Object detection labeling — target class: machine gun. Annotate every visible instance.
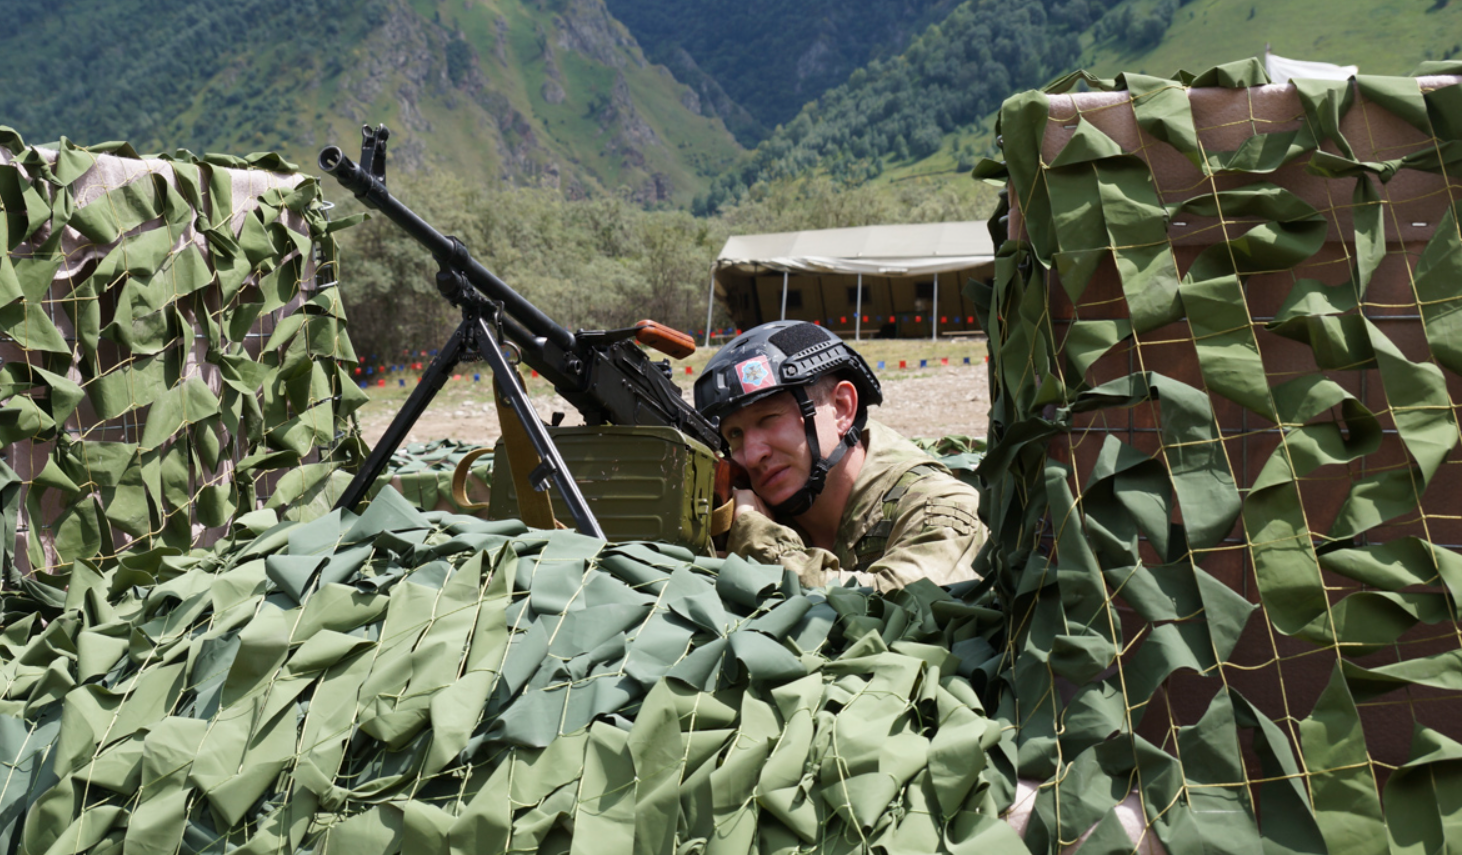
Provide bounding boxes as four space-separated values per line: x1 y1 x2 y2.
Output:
320 125 722 538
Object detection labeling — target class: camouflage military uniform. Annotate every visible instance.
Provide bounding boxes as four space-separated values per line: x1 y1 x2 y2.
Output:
725 420 985 592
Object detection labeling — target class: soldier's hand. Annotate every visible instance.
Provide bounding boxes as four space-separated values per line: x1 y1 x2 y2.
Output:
732 487 770 520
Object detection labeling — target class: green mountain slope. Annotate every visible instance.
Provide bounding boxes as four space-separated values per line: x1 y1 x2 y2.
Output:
694 0 1095 212
3 0 1453 213
0 0 745 205
0 0 381 152
1079 0 1460 79
603 0 962 144
704 0 1460 210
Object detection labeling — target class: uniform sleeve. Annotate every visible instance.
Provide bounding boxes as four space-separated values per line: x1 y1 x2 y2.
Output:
861 477 984 589
724 510 849 584
724 475 985 593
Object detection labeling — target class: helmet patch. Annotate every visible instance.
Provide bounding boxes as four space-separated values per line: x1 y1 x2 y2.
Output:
735 355 776 394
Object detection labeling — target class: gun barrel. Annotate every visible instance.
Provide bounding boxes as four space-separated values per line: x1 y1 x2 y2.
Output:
318 147 574 354
320 139 720 454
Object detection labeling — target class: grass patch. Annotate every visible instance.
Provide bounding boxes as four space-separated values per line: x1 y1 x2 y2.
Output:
1082 0 1454 78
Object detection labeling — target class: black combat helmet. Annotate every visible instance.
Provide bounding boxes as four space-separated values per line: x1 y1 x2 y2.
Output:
694 321 882 516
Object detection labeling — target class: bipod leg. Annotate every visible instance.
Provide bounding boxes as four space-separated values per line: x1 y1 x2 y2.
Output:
471 316 605 539
333 319 471 512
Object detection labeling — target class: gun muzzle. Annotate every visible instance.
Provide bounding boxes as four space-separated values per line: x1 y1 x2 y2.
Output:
318 146 391 209
317 140 578 354
318 145 346 174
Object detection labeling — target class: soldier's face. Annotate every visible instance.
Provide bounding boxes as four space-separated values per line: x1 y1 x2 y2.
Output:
720 392 820 508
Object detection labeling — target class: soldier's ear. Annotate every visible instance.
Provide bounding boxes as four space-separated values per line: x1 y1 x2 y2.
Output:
832 380 858 431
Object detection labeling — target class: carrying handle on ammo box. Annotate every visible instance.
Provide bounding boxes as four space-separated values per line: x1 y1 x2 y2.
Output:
450 447 493 512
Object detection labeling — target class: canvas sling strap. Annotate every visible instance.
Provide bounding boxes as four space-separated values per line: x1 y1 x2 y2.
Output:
452 371 561 530
449 446 493 512
711 498 735 537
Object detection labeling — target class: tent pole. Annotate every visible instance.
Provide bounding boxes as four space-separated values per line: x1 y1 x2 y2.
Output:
932 272 939 342
780 270 789 320
704 268 717 349
854 273 863 341
818 275 824 328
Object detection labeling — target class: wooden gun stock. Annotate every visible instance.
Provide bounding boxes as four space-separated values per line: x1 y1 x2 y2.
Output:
711 458 748 538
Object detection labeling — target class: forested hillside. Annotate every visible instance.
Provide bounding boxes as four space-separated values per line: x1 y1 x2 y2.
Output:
1080 0 1459 81
698 0 1461 212
603 0 961 144
0 0 745 205
694 0 1094 213
0 0 387 154
4 0 1456 218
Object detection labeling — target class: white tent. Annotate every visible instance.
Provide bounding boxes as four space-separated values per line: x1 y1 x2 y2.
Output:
706 221 997 343
1264 49 1357 83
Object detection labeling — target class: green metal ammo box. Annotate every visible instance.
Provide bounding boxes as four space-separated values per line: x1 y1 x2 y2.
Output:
488 425 719 553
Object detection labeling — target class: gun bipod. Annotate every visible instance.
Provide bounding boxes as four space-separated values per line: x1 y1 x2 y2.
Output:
332 268 604 539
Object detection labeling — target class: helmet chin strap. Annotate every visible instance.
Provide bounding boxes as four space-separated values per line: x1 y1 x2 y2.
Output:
767 386 866 518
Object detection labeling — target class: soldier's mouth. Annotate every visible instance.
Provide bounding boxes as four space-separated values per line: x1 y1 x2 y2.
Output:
756 464 794 495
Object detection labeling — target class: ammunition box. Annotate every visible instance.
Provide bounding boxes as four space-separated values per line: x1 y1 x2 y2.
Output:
489 425 718 553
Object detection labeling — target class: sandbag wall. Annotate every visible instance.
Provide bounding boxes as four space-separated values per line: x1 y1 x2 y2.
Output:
974 60 1462 851
0 129 365 593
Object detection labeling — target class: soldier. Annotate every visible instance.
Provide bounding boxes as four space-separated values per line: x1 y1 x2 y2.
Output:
694 321 985 592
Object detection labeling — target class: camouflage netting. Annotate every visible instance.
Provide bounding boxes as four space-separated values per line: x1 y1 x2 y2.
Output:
20 56 1462 855
0 124 1024 853
383 440 495 515
0 128 367 598
972 59 1462 852
0 489 1024 854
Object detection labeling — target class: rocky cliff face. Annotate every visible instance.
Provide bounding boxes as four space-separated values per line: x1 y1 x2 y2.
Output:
659 46 765 145
0 0 741 204
540 0 687 202
333 1 451 171
318 0 739 203
550 0 644 69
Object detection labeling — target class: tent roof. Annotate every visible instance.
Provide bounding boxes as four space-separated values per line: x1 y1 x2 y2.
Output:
715 221 995 278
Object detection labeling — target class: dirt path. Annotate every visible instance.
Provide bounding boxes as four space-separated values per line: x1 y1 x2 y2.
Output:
355 360 992 448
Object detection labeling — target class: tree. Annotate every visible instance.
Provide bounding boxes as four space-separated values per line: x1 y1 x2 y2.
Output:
911 124 945 159
629 212 715 331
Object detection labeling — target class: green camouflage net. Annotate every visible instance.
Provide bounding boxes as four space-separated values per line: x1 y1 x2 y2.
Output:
910 435 985 489
970 59 1462 852
19 55 1462 855
382 440 495 515
0 128 367 597
0 488 1025 854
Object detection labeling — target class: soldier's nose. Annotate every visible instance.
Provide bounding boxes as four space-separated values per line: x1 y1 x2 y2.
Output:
739 431 771 465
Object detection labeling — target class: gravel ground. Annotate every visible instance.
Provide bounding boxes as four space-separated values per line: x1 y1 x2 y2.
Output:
356 359 992 448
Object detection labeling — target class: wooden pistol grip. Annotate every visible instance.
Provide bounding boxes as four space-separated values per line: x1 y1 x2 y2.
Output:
634 320 696 359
